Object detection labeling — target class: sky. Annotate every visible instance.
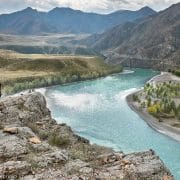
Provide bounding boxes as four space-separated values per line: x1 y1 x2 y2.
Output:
0 0 179 14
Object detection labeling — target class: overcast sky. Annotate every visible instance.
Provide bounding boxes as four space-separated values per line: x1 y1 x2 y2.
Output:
0 0 179 14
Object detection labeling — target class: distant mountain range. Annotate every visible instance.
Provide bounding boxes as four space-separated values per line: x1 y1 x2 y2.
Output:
0 6 156 35
83 3 180 70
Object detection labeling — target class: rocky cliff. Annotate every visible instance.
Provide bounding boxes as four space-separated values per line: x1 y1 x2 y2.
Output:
0 92 173 179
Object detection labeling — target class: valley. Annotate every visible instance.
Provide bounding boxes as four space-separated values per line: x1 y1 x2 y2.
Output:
0 2 179 179
0 3 179 71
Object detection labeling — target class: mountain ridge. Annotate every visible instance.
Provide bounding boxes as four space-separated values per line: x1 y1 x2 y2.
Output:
0 6 156 35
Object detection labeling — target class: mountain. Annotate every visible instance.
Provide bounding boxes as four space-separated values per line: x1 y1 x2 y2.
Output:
85 3 180 70
0 7 51 34
0 6 156 35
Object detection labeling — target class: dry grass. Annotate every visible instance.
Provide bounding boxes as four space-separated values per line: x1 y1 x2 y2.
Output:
17 54 94 60
0 49 94 60
0 70 52 80
0 49 122 95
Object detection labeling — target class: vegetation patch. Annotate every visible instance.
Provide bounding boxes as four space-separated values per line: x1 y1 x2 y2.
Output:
168 69 180 77
48 133 70 147
133 81 180 121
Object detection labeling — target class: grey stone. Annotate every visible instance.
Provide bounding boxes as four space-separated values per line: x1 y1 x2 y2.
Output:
34 150 68 167
0 133 28 159
0 161 31 179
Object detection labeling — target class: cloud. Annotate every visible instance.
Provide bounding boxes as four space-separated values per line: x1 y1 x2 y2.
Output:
0 0 179 14
108 0 180 12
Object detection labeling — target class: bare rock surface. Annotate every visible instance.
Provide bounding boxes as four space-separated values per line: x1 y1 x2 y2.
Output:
0 161 31 179
0 92 173 179
33 150 68 168
0 132 28 160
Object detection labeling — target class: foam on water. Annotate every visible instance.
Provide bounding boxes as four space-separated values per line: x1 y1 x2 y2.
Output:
103 70 134 82
120 69 135 74
114 88 138 101
35 88 46 96
104 76 115 81
50 91 105 112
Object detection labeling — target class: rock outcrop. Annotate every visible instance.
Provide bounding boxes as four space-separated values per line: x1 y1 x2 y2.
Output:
0 92 173 179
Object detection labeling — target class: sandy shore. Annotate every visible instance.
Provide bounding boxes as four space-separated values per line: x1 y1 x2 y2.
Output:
148 72 180 85
126 72 180 142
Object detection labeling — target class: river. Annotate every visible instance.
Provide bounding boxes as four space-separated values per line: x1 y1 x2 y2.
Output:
43 68 180 179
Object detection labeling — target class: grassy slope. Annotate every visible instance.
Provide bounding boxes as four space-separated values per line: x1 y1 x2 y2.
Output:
0 50 123 95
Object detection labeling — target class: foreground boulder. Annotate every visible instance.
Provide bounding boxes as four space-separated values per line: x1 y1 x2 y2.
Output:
0 92 173 179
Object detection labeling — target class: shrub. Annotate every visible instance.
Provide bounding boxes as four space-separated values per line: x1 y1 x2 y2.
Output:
147 103 160 116
132 94 139 102
174 70 180 77
170 100 176 112
140 102 146 109
48 133 70 147
0 124 4 130
177 111 180 121
175 105 180 120
148 105 158 115
39 131 49 140
147 97 152 107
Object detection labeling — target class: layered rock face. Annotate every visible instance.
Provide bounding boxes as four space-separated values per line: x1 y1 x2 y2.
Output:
0 92 173 179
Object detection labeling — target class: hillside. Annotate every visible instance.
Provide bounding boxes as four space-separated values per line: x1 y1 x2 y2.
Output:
85 3 180 70
0 50 122 95
0 6 156 34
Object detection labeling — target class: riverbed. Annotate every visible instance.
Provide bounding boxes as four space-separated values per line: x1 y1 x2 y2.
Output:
43 69 180 179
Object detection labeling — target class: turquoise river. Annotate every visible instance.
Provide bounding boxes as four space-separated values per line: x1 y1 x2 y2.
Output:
43 69 180 179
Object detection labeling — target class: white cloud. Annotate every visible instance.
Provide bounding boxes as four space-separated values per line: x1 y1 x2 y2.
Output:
0 0 179 14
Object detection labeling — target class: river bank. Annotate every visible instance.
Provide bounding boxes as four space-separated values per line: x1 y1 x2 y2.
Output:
0 50 123 96
126 72 180 142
